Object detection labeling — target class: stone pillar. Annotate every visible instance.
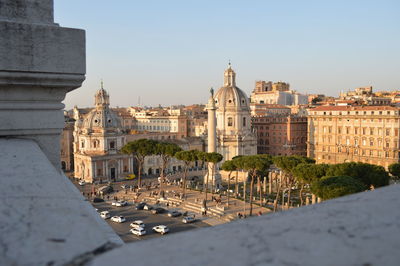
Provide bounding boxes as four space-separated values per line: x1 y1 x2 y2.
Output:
0 0 85 170
205 88 221 187
263 176 267 193
312 194 316 204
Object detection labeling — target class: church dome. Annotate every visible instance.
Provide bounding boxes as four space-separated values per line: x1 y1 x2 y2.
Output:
214 63 250 110
81 83 122 131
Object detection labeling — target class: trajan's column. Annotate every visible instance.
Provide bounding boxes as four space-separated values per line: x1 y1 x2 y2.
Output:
205 88 221 188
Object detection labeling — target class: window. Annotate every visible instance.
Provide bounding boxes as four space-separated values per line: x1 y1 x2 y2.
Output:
386 141 390 148
362 138 366 146
370 128 374 135
385 151 389 158
354 127 358 134
243 117 246 127
370 139 374 146
338 127 342 134
227 117 233 127
386 129 391 136
362 128 366 135
109 141 116 150
355 138 358 146
369 150 373 156
328 126 332 133
346 127 350 134
81 140 85 148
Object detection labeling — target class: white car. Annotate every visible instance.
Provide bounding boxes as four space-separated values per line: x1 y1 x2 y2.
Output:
182 216 196 223
152 225 169 235
111 216 126 223
143 204 153 211
130 227 146 236
130 220 145 229
78 180 86 186
100 211 110 219
115 200 128 207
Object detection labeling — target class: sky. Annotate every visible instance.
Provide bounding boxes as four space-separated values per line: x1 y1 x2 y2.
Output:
54 0 400 109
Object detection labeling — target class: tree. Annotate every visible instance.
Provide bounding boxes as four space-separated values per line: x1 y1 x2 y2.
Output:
232 155 243 198
221 160 237 206
326 162 389 189
154 142 182 194
206 152 223 196
121 139 157 187
292 163 329 205
311 175 365 200
237 155 272 216
272 156 315 210
388 163 400 180
175 150 199 199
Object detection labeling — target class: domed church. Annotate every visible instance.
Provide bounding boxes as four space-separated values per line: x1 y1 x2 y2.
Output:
73 83 133 183
211 63 257 161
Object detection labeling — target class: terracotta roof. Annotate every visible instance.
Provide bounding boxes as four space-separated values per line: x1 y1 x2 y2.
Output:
310 105 399 111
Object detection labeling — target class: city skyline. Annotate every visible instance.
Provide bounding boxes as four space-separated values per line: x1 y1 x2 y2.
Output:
55 0 400 109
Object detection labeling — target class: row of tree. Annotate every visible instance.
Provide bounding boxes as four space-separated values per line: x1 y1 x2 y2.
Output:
221 155 391 215
121 139 392 216
120 139 224 200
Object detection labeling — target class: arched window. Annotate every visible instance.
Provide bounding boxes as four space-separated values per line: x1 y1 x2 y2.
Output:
93 139 99 148
228 117 233 127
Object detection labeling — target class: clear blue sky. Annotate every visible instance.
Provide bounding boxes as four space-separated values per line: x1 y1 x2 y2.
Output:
55 0 400 109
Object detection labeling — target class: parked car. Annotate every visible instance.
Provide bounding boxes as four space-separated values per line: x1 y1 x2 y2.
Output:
115 200 128 207
143 204 153 211
151 207 166 214
111 216 126 223
111 201 117 206
130 227 146 236
152 225 169 235
182 216 196 224
135 202 146 210
98 185 113 194
93 197 104 203
130 220 145 229
78 180 86 186
121 184 128 189
100 211 110 219
168 210 182 217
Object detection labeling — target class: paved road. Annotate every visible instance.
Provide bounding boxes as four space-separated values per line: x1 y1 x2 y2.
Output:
94 202 209 243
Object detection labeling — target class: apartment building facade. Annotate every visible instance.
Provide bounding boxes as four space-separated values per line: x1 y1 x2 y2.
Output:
307 105 400 169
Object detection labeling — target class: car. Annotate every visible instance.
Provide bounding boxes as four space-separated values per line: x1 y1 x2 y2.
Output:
130 220 145 229
130 227 146 236
111 216 126 223
93 197 104 203
182 216 196 224
98 185 113 194
168 210 182 217
143 204 153 211
121 184 128 189
152 225 169 235
151 207 166 214
78 180 85 186
135 202 146 210
100 211 111 219
115 200 128 207
111 201 117 206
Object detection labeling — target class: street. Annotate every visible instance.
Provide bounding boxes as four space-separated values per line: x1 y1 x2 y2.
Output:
94 201 209 243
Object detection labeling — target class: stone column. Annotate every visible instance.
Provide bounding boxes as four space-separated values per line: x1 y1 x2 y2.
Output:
205 88 221 187
0 0 85 170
